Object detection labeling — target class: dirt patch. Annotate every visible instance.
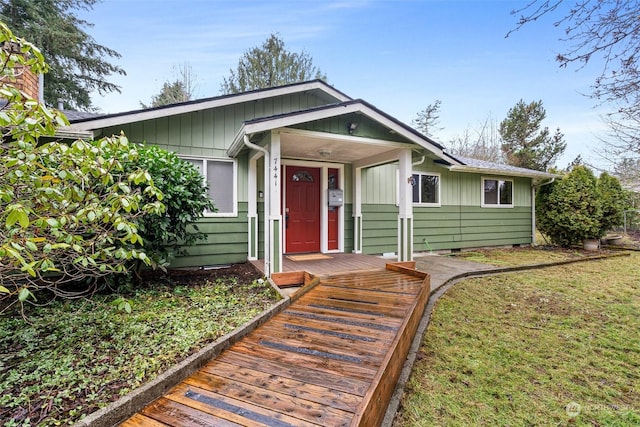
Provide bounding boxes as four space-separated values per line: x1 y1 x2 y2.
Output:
142 262 265 287
522 292 575 317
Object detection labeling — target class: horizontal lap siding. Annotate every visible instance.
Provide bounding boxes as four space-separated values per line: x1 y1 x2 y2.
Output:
414 206 532 251
362 204 398 255
169 203 249 267
343 203 354 253
360 161 534 255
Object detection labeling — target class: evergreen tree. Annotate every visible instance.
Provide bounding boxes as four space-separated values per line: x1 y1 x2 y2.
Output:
412 100 443 138
142 63 197 108
499 99 566 171
220 33 326 94
597 172 628 235
0 0 125 110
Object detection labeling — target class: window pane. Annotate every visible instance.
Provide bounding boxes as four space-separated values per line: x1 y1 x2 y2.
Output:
411 174 420 203
292 170 313 182
484 179 498 204
207 161 234 213
183 158 204 175
421 175 439 204
499 180 513 205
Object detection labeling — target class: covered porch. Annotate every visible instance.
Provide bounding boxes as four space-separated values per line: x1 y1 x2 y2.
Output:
226 101 461 278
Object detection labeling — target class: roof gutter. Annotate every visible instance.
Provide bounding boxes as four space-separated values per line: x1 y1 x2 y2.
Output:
243 134 272 276
449 165 557 180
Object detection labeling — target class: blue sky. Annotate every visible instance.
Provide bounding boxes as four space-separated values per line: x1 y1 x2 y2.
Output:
80 0 611 168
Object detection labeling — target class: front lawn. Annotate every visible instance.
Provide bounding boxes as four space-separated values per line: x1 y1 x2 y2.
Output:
448 246 606 267
394 252 640 426
0 266 279 427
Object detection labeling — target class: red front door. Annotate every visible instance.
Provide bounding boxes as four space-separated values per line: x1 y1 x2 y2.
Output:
285 166 320 253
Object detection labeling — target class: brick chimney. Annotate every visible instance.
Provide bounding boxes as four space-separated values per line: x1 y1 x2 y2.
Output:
2 41 44 102
12 64 41 101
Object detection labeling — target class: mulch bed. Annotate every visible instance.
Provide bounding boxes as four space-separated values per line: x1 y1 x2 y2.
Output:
141 262 265 287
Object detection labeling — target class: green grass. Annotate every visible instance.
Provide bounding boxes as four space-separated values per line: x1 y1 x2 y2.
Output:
450 246 595 267
0 278 280 427
395 252 640 426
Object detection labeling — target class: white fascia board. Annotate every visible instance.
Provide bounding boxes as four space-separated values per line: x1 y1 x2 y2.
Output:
70 81 350 131
54 128 95 139
228 102 459 164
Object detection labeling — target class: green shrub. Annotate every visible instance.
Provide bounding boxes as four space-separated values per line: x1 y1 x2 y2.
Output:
597 172 627 235
123 145 214 269
536 166 630 247
536 166 602 247
0 136 164 309
0 23 163 309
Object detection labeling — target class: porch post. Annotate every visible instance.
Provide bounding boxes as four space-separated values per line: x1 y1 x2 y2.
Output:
247 152 261 260
268 132 283 273
353 166 363 254
397 149 413 262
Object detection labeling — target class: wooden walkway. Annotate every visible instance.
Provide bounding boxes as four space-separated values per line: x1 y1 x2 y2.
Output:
120 264 430 427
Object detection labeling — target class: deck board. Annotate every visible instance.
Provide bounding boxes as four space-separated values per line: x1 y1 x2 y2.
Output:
120 265 430 427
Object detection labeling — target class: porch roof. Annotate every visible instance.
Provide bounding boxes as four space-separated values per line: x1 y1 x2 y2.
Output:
227 99 462 166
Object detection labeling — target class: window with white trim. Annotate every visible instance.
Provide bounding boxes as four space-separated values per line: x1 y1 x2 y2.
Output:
411 172 440 206
182 157 237 216
482 178 513 207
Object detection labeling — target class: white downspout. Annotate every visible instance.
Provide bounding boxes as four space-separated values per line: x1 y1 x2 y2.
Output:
532 178 555 245
243 135 271 276
412 155 426 167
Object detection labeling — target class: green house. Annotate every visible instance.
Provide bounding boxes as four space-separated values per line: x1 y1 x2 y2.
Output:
69 80 554 276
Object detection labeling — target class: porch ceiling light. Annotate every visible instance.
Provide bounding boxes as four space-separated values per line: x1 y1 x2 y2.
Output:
347 122 359 134
318 148 332 158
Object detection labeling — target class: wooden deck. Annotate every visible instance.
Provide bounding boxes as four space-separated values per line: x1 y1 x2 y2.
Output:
250 253 390 276
120 264 430 427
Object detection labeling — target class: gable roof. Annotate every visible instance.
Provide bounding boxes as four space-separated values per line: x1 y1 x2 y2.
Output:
66 80 555 180
227 98 461 165
62 110 103 121
68 80 350 131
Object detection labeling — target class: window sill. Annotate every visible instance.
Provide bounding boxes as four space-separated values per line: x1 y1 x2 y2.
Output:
413 203 441 208
480 204 514 208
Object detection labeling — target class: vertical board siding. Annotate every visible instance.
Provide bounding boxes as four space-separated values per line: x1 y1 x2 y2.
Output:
99 92 333 157
92 91 535 266
293 115 411 142
361 163 397 205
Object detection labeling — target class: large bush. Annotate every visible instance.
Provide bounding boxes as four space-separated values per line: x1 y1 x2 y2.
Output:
0 136 165 309
0 23 164 310
536 166 628 247
597 172 627 236
123 144 214 269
